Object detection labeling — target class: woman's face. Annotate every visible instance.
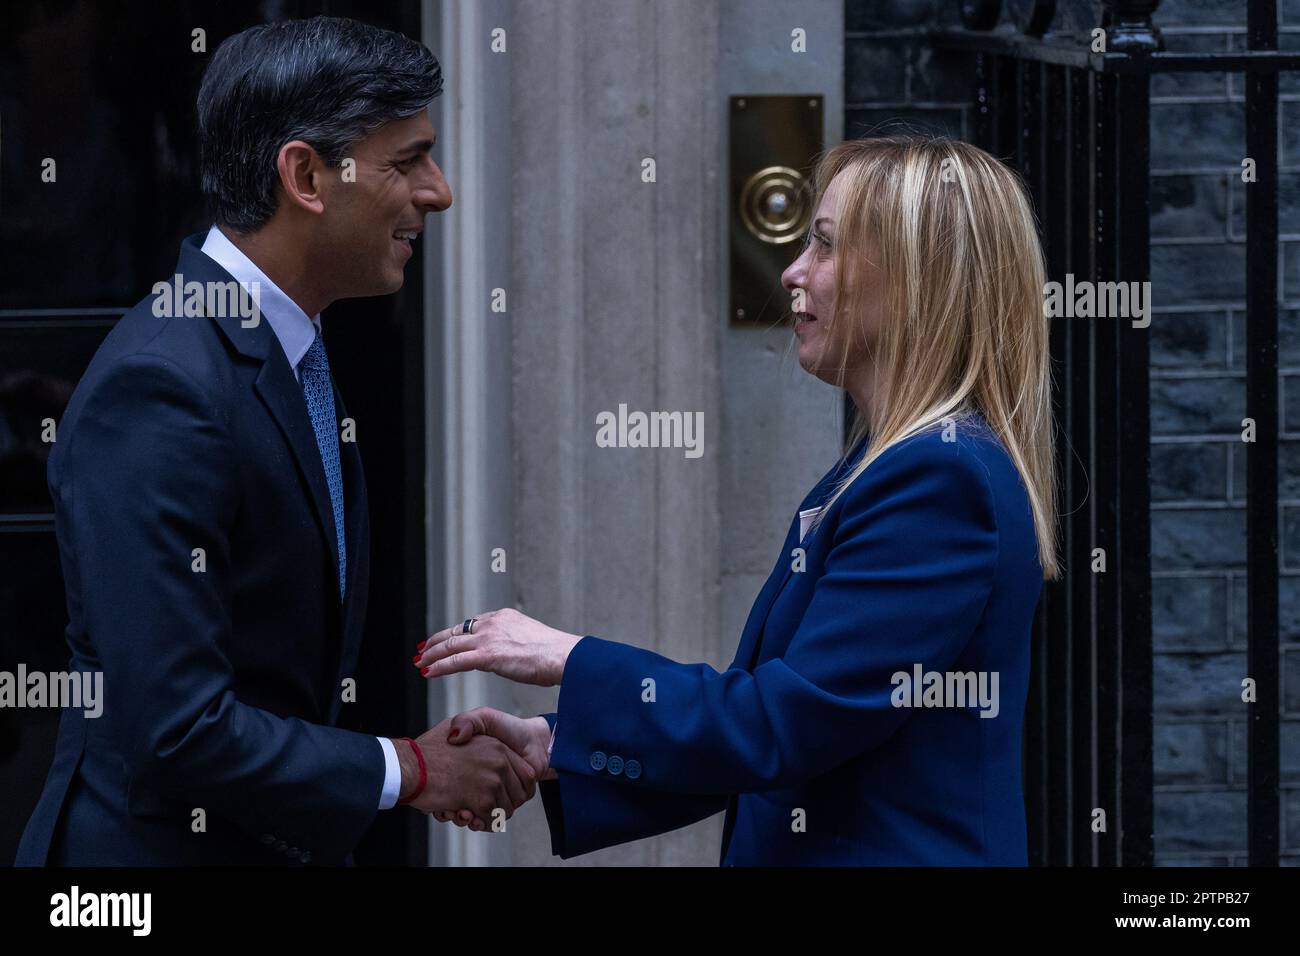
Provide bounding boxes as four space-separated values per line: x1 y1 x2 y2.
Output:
780 169 883 384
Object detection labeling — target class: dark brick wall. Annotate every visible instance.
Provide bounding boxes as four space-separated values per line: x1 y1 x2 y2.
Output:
845 0 1299 865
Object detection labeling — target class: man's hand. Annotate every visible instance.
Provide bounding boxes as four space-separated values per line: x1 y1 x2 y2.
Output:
393 717 537 827
430 708 556 829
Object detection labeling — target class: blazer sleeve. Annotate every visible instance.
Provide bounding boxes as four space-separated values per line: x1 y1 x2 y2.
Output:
535 714 726 858
547 435 1002 795
65 354 383 860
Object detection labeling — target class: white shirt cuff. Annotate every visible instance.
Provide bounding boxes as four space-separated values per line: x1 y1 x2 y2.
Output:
377 736 402 809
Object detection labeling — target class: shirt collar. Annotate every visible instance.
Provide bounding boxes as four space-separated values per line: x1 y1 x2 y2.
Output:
199 224 321 373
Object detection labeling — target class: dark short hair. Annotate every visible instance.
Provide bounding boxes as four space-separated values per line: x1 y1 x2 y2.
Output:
197 16 443 231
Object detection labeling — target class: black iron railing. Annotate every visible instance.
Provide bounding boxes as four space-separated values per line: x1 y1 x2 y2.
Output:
934 0 1293 866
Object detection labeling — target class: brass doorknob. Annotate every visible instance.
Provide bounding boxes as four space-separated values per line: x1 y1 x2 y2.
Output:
738 165 812 245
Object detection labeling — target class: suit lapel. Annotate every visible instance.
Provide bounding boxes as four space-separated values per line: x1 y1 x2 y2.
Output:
730 442 867 672
730 516 802 672
252 354 345 600
179 234 346 605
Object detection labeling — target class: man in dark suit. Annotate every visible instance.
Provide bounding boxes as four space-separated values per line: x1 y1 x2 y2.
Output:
16 16 535 866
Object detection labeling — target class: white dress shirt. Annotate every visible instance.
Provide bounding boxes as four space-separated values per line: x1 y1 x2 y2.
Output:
200 224 403 810
798 505 824 543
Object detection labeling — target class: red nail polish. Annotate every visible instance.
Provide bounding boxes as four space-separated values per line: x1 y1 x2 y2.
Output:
421 666 430 676
417 640 426 650
411 655 420 662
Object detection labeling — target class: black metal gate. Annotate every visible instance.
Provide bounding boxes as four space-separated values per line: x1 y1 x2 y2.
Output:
931 0 1295 866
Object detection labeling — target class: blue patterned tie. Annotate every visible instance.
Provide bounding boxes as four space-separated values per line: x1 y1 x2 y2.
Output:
300 330 346 600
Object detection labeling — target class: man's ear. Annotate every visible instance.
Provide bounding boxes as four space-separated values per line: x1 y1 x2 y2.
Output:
275 140 327 215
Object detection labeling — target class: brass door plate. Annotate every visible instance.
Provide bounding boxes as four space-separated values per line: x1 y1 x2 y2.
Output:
729 95 824 326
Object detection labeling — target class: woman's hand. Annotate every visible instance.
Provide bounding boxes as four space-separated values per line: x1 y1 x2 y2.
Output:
415 608 582 687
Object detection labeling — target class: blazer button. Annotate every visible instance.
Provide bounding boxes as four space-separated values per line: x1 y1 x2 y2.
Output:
590 751 607 771
607 755 624 776
624 760 642 780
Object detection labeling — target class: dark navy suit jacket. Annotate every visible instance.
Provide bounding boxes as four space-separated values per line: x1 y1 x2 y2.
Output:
539 414 1043 865
16 233 384 866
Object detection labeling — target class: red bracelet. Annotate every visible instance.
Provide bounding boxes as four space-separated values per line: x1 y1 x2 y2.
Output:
396 737 427 805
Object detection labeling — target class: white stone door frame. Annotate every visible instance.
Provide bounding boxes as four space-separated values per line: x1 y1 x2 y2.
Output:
423 0 496 868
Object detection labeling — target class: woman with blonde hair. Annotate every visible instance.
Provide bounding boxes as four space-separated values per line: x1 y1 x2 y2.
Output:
414 133 1060 865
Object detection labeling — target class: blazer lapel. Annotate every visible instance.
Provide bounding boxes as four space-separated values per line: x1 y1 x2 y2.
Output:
177 233 345 605
252 355 345 600
729 515 803 672
729 442 867 672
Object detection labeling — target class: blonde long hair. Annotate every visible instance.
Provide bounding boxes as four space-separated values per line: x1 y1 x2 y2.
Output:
806 134 1060 581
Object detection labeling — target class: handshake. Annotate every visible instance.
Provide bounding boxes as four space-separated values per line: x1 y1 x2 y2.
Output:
391 708 556 830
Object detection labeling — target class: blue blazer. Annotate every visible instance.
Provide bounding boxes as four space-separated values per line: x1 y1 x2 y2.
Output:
538 414 1044 865
16 233 383 866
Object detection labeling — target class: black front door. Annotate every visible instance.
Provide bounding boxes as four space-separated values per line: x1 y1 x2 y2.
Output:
0 0 430 866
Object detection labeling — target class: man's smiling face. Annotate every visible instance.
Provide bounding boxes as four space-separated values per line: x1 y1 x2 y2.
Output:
314 110 452 297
